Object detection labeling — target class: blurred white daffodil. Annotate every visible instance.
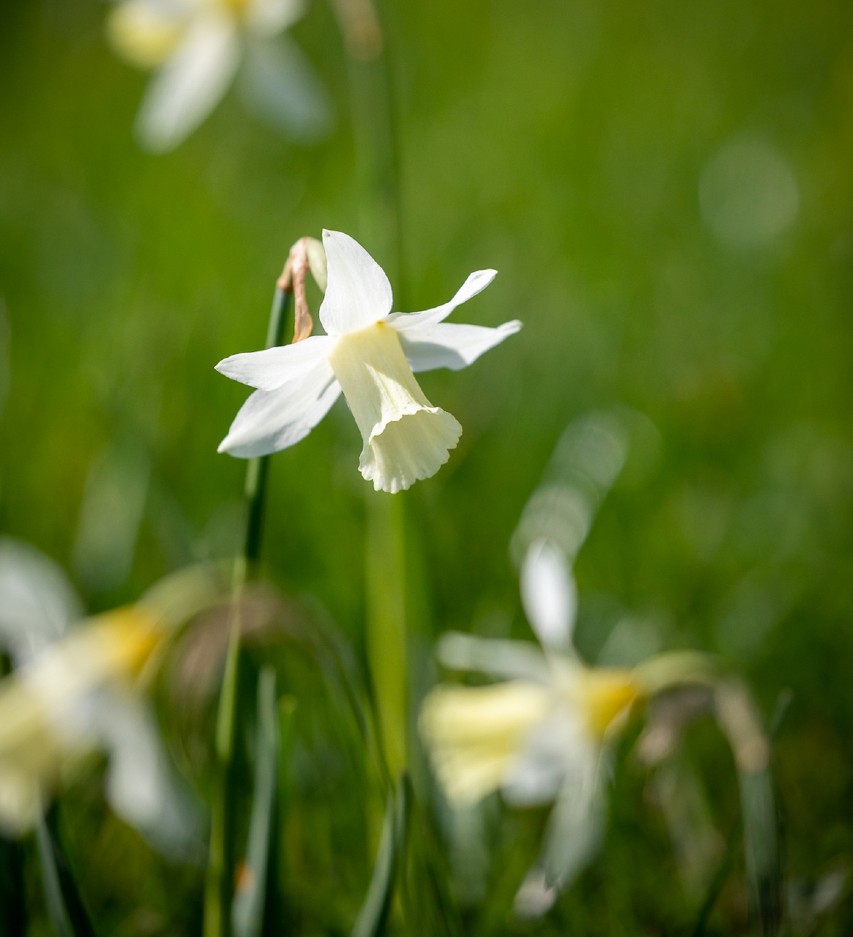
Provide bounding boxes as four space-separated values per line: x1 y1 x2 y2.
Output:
107 0 330 151
216 229 521 493
420 539 641 912
0 542 212 849
0 605 165 834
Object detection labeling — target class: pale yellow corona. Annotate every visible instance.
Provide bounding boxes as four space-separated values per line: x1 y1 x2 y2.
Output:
107 2 184 68
328 322 462 493
420 681 552 804
579 667 640 737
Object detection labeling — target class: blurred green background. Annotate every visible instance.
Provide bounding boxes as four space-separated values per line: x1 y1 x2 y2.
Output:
1 0 852 932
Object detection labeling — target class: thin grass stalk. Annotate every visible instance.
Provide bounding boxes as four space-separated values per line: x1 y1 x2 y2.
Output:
351 775 410 937
35 807 96 937
204 284 292 937
233 667 288 937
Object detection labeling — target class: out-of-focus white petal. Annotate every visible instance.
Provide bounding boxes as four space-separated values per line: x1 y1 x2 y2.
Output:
420 681 553 806
398 319 521 373
218 360 340 458
535 748 606 903
521 539 576 651
136 12 240 152
215 334 334 391
318 230 393 336
513 753 605 917
240 36 332 140
328 321 460 492
386 269 497 332
0 539 82 662
503 707 594 806
436 632 551 683
92 689 198 855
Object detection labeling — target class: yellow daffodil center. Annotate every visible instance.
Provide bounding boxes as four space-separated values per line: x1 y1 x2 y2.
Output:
88 606 164 680
106 2 186 68
580 668 640 737
328 322 462 493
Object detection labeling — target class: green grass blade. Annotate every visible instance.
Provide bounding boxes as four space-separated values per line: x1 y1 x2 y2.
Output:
233 667 295 937
204 284 292 937
351 777 409 937
35 808 96 937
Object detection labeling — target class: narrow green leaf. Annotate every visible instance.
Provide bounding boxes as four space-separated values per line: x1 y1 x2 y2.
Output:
351 777 409 937
35 807 96 937
204 285 292 937
233 668 295 937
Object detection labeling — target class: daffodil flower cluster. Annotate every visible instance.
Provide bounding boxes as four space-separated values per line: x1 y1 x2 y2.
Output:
216 230 521 493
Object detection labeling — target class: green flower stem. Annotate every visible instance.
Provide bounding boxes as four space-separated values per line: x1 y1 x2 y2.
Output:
335 0 411 781
204 284 292 937
36 806 96 937
365 493 408 778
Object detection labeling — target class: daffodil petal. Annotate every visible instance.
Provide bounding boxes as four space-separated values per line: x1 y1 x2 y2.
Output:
521 539 576 651
0 538 82 662
436 632 551 683
240 36 333 140
215 334 334 391
537 748 606 894
397 319 521 373
503 708 593 806
513 753 605 917
317 230 393 336
218 361 340 458
385 269 497 332
95 689 197 853
136 12 239 152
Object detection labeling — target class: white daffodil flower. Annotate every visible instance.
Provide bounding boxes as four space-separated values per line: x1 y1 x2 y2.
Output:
0 545 211 849
420 539 640 911
216 230 521 493
107 0 329 151
0 605 164 834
